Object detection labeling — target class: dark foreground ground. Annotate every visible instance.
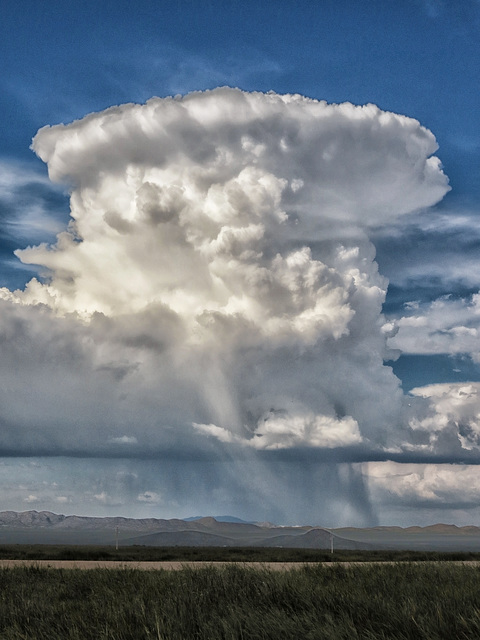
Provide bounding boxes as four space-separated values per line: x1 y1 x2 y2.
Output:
2 544 480 563
1 561 480 639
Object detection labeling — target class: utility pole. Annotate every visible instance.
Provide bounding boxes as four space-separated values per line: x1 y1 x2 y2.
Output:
115 526 119 551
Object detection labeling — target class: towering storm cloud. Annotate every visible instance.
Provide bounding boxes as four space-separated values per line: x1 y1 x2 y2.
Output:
0 88 462 523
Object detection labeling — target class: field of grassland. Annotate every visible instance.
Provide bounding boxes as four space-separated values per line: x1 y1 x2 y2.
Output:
2 544 480 562
1 563 480 639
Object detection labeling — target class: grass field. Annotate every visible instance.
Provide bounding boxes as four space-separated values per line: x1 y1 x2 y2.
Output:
1 561 480 638
1 544 480 563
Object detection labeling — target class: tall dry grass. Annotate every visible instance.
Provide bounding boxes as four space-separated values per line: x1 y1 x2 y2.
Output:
0 562 480 638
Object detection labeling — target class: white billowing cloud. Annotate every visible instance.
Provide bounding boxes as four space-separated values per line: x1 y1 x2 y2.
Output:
408 383 480 451
251 412 362 449
389 294 480 361
195 411 361 449
0 88 455 522
368 461 480 509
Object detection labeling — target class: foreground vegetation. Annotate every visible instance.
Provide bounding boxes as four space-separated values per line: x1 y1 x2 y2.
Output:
1 563 480 638
1 543 480 563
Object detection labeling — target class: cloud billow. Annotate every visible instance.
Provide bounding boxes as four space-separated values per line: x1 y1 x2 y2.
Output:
0 88 462 523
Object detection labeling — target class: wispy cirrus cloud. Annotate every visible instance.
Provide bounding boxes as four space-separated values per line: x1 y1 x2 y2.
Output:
0 160 68 288
375 210 480 299
389 294 480 361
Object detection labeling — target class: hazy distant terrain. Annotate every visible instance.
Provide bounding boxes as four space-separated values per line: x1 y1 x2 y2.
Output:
334 524 480 551
0 511 359 549
1 511 480 550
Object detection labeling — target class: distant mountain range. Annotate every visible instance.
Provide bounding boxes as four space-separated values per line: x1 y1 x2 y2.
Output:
0 511 354 549
1 511 480 550
183 515 255 524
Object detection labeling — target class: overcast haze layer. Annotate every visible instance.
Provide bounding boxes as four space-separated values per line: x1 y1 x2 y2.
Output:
0 0 479 526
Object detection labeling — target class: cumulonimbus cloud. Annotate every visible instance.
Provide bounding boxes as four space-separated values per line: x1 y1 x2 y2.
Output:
1 87 473 524
0 88 452 455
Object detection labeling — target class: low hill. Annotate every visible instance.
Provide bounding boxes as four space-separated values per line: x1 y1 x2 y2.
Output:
0 511 365 549
1 511 480 550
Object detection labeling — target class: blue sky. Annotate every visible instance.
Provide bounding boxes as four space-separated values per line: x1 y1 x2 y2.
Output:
0 0 480 526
